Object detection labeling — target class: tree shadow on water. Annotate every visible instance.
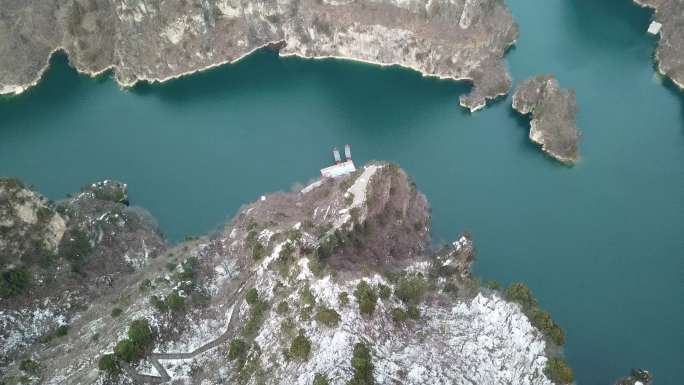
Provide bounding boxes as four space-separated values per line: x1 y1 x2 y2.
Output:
293 56 473 130
130 48 298 103
1 46 506 145
506 102 569 169
561 0 653 51
0 52 108 129
663 79 684 136
130 47 474 133
508 103 536 149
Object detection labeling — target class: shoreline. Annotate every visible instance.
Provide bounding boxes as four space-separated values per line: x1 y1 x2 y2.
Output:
511 75 580 166
1 40 516 113
632 0 684 91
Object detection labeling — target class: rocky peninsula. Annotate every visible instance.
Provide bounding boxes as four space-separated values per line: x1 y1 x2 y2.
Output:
512 75 580 165
1 163 581 385
0 0 517 112
634 0 684 90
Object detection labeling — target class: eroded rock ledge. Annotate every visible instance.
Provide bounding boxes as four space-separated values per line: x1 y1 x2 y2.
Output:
512 75 580 165
0 0 517 111
634 0 684 90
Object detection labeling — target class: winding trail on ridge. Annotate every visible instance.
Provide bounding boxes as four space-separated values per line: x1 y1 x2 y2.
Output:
123 279 250 383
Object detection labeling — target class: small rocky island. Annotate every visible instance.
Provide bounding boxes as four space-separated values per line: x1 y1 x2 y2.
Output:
0 163 582 384
634 0 684 90
0 0 518 112
512 75 580 165
614 369 653 385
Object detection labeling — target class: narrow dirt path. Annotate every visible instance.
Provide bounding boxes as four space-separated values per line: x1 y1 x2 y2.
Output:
145 302 242 380
129 277 251 383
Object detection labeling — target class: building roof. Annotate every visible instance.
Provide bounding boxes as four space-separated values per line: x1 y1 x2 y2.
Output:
647 21 662 35
320 160 356 178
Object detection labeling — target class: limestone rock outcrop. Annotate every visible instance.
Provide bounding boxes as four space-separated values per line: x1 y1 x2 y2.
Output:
0 0 518 111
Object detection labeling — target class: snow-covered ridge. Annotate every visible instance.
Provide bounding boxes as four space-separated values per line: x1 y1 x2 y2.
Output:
1 165 564 385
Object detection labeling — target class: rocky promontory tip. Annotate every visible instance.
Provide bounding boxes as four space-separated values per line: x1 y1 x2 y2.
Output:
0 0 517 112
634 0 684 90
512 75 580 165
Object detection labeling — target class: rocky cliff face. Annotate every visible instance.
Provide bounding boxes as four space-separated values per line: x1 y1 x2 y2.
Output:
0 0 517 112
634 0 684 90
0 179 67 270
512 75 580 165
0 179 165 368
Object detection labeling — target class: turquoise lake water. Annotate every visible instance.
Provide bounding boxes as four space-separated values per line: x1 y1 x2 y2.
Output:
1 0 682 383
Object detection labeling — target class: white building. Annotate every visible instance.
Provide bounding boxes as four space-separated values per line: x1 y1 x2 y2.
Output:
320 144 356 178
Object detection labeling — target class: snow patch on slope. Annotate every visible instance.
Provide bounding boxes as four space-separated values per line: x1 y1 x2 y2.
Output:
246 254 552 385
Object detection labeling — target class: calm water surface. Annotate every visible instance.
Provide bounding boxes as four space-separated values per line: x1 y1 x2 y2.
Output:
1 0 682 384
